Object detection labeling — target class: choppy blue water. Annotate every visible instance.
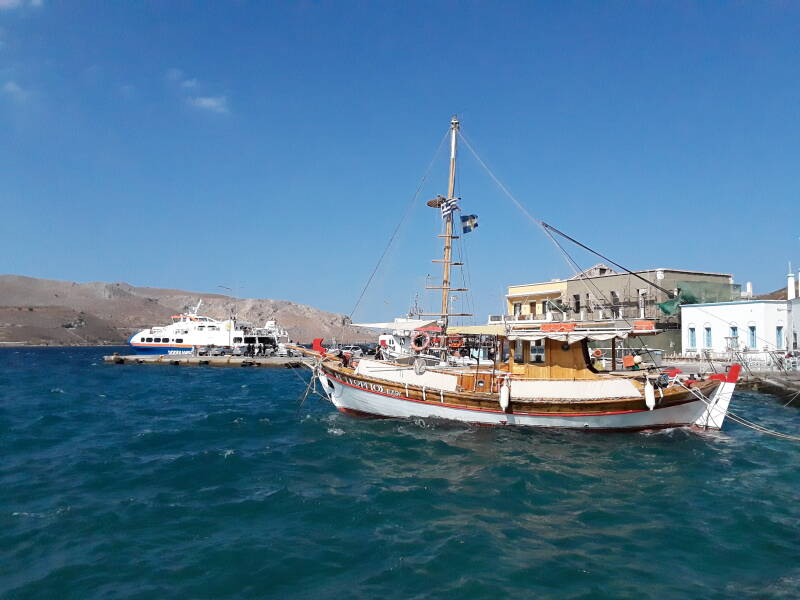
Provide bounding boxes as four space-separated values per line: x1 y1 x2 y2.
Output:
1 347 799 599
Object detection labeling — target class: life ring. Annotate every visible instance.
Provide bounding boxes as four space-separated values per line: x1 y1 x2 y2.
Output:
592 349 603 358
448 337 464 349
410 332 431 352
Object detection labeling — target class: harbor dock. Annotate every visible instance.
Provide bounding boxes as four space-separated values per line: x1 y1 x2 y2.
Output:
104 354 309 368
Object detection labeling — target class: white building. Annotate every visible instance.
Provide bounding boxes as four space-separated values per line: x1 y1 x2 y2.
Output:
681 300 789 356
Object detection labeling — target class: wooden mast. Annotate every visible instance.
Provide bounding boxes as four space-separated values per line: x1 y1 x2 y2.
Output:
440 115 459 333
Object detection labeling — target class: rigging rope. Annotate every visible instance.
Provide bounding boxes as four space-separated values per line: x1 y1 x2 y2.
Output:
461 128 800 442
348 129 450 320
461 129 787 353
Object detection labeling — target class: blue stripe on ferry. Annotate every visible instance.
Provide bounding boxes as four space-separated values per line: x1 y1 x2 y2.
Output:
129 345 193 355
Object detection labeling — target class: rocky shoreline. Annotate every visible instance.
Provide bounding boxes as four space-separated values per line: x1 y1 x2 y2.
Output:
0 275 370 345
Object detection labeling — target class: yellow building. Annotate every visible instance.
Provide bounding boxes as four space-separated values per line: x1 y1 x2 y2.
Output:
504 280 568 321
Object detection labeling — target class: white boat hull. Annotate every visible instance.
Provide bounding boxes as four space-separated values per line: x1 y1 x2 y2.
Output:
319 371 734 431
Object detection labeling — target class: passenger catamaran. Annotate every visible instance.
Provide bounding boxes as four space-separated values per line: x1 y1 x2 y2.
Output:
129 300 290 355
301 117 740 430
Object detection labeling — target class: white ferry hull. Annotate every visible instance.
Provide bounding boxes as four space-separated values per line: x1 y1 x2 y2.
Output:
320 371 735 431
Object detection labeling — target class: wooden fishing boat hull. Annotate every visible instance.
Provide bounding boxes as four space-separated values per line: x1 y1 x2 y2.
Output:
317 365 736 431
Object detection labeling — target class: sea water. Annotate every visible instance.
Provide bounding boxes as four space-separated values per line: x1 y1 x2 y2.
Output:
1 347 799 599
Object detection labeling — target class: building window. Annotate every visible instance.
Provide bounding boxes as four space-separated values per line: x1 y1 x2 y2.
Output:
704 327 712 348
573 294 581 314
540 300 547 316
729 326 738 339
748 326 757 349
688 328 696 349
610 291 620 318
776 326 784 349
513 302 522 317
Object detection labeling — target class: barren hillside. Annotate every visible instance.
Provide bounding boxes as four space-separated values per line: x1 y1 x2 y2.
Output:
0 275 368 345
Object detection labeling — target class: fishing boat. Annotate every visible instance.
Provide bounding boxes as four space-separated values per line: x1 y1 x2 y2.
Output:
301 117 740 430
129 300 290 355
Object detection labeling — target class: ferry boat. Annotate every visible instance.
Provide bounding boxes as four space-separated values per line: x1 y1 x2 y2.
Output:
297 116 740 431
129 301 290 355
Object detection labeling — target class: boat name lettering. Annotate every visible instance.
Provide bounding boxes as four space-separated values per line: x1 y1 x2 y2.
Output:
343 376 401 396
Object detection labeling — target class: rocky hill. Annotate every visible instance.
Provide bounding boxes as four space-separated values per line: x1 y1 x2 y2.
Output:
0 275 368 346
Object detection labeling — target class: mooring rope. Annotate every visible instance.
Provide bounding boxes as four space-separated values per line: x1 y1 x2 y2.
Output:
674 380 800 442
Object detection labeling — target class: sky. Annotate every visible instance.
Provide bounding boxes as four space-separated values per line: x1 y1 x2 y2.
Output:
2 1 800 322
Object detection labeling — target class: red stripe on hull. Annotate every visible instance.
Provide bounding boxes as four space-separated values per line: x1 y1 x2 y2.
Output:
325 371 696 418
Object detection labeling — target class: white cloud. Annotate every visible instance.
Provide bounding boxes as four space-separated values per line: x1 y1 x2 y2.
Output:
3 80 29 102
165 67 184 83
188 95 229 114
0 0 42 9
181 78 197 88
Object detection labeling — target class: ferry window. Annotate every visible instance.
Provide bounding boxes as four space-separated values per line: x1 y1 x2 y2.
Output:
140 337 145 342
258 337 269 344
197 326 205 330
244 337 256 344
209 326 218 331
531 339 545 363
233 337 242 343
146 337 153 342
154 337 161 342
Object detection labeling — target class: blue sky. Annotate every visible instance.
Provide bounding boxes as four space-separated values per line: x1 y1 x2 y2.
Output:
2 1 799 321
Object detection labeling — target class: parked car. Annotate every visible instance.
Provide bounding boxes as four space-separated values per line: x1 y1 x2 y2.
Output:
340 345 363 357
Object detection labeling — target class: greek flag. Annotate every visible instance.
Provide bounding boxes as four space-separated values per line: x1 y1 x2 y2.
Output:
440 197 460 219
461 214 479 234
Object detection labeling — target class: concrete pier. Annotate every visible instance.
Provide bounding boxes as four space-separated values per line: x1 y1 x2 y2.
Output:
104 354 309 369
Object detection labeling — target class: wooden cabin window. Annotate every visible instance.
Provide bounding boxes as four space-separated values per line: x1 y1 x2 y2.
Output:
513 340 524 364
531 339 545 363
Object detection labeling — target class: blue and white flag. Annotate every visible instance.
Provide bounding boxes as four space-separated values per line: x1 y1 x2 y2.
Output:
440 197 460 219
461 214 479 233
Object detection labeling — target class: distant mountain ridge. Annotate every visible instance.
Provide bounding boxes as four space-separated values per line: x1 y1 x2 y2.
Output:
0 275 367 346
